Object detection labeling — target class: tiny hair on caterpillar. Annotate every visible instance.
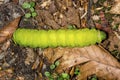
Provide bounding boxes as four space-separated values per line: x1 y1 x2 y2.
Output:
13 28 106 48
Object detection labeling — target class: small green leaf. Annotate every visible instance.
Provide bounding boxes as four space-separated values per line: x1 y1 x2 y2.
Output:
54 61 60 66
25 13 31 18
30 7 35 12
50 64 55 70
49 78 54 80
44 71 51 77
57 76 64 80
90 75 97 80
22 2 31 9
74 71 80 75
61 73 70 79
30 1 35 8
91 77 97 80
74 68 80 75
31 12 37 17
68 25 76 29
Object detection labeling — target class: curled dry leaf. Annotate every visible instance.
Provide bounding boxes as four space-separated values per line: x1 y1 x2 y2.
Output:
95 11 112 33
0 17 21 43
43 45 120 79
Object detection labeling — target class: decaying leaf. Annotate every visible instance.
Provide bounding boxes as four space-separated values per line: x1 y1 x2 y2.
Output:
77 60 120 80
43 45 120 79
110 0 120 14
0 17 21 43
0 68 13 80
95 11 112 33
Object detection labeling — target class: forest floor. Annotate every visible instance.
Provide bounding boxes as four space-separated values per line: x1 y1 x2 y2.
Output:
0 0 120 80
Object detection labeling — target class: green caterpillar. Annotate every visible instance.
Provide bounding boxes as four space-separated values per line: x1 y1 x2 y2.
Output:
13 28 106 48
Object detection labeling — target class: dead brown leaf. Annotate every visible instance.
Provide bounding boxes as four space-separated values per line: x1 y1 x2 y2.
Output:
43 45 120 79
95 11 112 33
110 0 120 14
77 60 120 80
0 17 21 43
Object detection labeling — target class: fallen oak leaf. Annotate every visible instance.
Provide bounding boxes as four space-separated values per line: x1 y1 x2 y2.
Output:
77 61 120 80
43 45 120 79
56 45 120 72
0 17 21 43
76 46 120 80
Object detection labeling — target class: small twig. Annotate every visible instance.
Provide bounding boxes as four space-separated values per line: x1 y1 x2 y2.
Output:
80 11 87 19
87 0 94 27
72 2 77 8
87 0 92 20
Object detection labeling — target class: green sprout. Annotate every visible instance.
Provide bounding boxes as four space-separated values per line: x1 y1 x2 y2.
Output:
32 12 37 17
88 75 98 80
61 73 70 79
68 25 76 29
44 61 69 80
22 1 37 18
54 61 60 66
91 77 97 80
90 75 97 80
30 7 35 12
50 61 60 70
44 62 70 80
74 68 80 75
22 2 31 9
44 71 51 77
44 71 54 80
25 13 31 18
29 1 35 8
57 76 64 80
50 64 56 70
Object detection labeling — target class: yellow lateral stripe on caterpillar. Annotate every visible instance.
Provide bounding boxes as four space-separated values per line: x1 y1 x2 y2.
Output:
13 28 106 48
